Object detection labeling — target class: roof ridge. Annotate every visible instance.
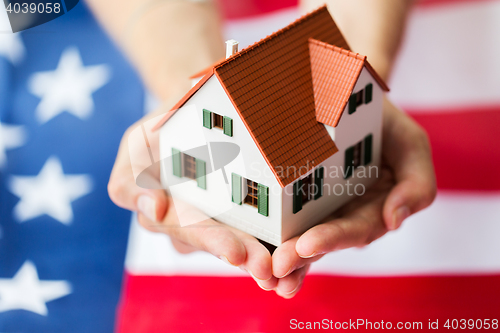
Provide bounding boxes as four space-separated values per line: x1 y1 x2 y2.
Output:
215 6 330 69
308 38 366 62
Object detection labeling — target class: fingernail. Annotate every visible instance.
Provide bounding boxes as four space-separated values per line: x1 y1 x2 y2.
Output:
392 206 410 230
219 255 237 267
137 195 157 222
247 269 271 282
276 267 293 279
298 252 319 259
256 281 273 291
277 284 300 296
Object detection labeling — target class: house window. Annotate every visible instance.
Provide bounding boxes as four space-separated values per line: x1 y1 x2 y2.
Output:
355 90 364 106
348 83 374 114
344 134 373 179
213 113 224 129
301 173 313 205
183 153 196 180
202 109 233 137
231 173 269 217
171 148 207 189
292 166 324 214
244 179 258 207
353 141 362 169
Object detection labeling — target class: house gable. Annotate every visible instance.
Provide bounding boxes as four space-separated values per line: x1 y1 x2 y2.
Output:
309 38 389 129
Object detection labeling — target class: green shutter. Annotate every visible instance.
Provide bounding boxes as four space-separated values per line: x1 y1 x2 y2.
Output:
365 83 373 104
195 159 207 189
172 148 182 177
363 134 373 166
203 109 212 129
348 94 357 114
344 147 355 179
231 173 242 204
293 179 303 214
257 184 269 217
223 116 233 137
314 167 324 200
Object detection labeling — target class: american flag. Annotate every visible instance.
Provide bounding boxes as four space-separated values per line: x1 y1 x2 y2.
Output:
1 0 499 332
0 2 144 331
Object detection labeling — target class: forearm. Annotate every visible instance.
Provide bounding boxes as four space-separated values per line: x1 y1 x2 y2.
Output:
85 0 225 101
301 0 413 80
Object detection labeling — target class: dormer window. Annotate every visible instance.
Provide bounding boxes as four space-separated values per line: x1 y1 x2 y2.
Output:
203 109 233 137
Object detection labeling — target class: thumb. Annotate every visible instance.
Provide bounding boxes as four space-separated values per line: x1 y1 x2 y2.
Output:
108 166 169 222
108 124 169 222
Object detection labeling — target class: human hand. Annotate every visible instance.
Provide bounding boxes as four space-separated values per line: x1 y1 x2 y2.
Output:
107 106 278 291
270 98 437 298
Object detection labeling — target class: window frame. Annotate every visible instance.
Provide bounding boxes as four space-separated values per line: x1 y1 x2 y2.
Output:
344 133 374 179
244 179 259 208
355 90 364 106
213 113 224 129
182 153 197 180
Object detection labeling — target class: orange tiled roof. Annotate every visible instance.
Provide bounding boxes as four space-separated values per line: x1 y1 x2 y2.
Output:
154 6 389 187
214 6 346 187
309 38 389 128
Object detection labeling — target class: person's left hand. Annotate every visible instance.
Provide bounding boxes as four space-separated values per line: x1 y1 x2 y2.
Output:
270 99 437 298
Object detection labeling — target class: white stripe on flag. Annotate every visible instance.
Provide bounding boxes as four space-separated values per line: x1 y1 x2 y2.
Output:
125 192 500 276
389 1 500 110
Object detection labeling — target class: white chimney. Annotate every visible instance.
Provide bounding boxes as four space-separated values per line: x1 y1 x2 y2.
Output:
225 39 239 59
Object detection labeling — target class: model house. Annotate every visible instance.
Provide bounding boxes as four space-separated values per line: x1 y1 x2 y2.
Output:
153 6 389 246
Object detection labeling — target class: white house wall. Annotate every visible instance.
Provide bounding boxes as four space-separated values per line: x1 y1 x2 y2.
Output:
159 75 282 245
281 67 384 243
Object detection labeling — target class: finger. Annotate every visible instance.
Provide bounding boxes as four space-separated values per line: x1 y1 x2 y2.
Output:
275 264 310 299
233 230 277 291
295 196 387 258
272 236 324 279
138 203 248 267
170 237 198 254
382 99 437 230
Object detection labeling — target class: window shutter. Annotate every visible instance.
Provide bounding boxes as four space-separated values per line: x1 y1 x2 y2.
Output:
172 148 182 177
231 173 242 204
314 167 324 200
195 159 207 189
203 109 212 129
348 94 357 114
365 83 373 104
344 147 355 179
293 179 303 214
363 134 373 166
223 116 233 137
257 184 269 217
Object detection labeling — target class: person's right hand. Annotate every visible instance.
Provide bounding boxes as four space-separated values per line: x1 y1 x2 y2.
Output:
107 107 278 291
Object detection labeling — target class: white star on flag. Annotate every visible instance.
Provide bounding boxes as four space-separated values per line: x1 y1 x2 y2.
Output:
28 47 111 123
0 121 27 168
0 33 25 64
0 261 71 315
0 6 25 64
8 156 93 224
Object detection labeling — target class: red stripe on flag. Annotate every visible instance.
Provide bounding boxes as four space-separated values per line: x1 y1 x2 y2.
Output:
408 107 500 191
217 0 298 19
117 274 500 332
